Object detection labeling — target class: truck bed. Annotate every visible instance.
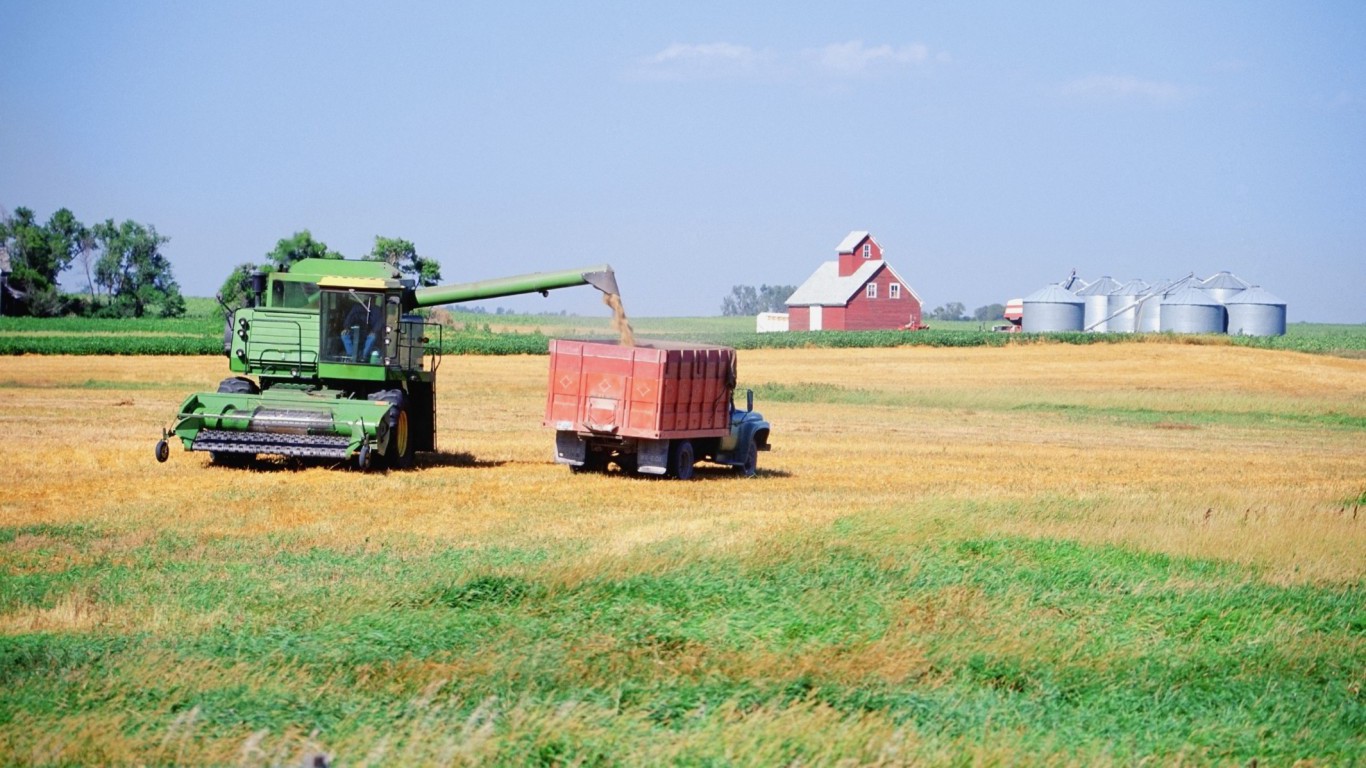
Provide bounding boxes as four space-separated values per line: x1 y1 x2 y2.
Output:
545 339 736 440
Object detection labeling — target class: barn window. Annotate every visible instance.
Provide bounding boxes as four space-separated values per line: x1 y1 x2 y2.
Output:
890 283 901 299
862 243 871 259
866 283 877 299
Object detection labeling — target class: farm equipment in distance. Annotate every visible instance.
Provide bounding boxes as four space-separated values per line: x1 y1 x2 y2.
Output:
545 339 771 478
155 258 619 469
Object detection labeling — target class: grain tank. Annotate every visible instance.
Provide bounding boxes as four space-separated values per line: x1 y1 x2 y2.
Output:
156 258 619 469
1021 284 1083 333
1225 287 1287 336
1160 284 1225 334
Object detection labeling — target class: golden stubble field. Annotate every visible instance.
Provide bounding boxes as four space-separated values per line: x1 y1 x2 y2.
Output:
2 343 1363 602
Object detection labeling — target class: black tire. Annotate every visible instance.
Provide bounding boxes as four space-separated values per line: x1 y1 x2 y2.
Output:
216 376 259 395
571 451 609 474
385 406 414 469
154 439 170 463
734 437 758 477
669 440 695 480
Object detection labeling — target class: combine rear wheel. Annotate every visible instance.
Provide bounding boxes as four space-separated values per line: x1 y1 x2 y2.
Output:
216 376 259 395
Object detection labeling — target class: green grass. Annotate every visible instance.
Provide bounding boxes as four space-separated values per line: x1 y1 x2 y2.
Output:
1 521 1360 764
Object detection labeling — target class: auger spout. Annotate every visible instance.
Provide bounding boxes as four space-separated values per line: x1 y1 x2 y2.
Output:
408 264 617 310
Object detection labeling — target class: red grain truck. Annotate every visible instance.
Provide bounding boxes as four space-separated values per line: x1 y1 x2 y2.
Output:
544 339 771 478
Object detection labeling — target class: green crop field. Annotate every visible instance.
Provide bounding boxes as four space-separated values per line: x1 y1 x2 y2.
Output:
3 303 1364 358
1 346 1363 765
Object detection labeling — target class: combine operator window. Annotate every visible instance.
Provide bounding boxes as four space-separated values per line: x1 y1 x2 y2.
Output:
322 290 388 364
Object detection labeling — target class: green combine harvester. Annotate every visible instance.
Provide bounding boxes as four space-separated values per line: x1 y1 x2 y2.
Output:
155 258 619 469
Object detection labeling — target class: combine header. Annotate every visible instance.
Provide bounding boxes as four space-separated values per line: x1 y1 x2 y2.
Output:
156 258 618 469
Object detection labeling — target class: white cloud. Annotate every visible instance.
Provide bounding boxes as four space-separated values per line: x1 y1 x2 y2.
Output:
1061 75 1193 105
631 40 946 82
809 40 934 75
633 43 772 81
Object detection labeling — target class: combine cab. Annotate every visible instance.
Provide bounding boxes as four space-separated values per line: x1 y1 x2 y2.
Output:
156 258 618 469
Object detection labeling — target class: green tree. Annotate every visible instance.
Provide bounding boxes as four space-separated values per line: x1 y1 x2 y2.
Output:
265 229 342 269
973 303 1006 322
928 302 967 321
0 206 84 316
366 235 441 286
217 261 271 308
722 284 796 315
92 219 185 317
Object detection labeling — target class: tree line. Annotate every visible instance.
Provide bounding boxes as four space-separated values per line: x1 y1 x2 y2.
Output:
0 206 184 318
216 231 442 308
721 284 797 316
927 302 1006 322
0 204 443 318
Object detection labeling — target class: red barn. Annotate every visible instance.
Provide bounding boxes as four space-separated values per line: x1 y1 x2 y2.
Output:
785 231 923 331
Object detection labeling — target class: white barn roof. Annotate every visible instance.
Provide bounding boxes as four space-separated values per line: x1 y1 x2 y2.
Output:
786 261 921 307
835 230 875 254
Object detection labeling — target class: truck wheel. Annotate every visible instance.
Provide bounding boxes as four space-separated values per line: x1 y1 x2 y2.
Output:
385 407 414 469
734 437 758 477
669 440 695 480
570 451 608 474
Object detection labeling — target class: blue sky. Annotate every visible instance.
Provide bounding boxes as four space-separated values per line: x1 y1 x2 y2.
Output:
3 1 1363 321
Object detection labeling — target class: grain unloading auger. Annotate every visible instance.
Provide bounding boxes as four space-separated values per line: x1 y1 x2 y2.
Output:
155 258 619 469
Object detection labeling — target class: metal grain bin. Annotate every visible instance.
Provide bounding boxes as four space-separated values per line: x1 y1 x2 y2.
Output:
1225 287 1287 336
1161 285 1226 334
1077 276 1120 332
1200 271 1250 304
1021 284 1084 333
1105 279 1148 333
1137 275 1198 332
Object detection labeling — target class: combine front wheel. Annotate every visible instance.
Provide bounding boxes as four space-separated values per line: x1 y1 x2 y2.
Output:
386 407 414 469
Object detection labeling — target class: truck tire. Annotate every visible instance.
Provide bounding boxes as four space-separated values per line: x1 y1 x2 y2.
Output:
570 451 608 474
734 437 758 477
669 440 695 480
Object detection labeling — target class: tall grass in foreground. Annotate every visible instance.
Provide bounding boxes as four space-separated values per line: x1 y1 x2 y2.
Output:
0 346 1362 764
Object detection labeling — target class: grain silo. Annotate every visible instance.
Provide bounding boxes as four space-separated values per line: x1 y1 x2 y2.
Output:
1077 276 1120 332
1137 275 1198 332
1225 287 1287 336
1200 271 1250 304
1160 285 1225 334
1105 279 1148 333
1021 284 1084 332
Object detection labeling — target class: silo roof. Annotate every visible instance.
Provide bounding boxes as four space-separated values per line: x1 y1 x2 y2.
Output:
1224 286 1285 306
1112 279 1148 295
1162 285 1223 306
1201 271 1251 290
1023 284 1081 303
1076 276 1119 296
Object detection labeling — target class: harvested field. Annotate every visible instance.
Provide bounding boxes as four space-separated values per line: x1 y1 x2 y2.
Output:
1 345 1363 765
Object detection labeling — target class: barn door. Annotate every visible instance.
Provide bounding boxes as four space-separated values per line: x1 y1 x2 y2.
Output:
810 305 823 331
